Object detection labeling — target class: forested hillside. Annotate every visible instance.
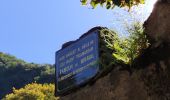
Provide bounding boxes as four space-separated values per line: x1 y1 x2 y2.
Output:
0 52 55 99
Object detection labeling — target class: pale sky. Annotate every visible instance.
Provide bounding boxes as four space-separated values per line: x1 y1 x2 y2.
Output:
0 0 157 64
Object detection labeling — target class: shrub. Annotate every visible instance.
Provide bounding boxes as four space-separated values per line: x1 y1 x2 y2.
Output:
100 22 150 66
3 83 59 100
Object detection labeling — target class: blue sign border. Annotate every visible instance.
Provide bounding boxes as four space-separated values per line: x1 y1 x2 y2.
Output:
55 31 99 95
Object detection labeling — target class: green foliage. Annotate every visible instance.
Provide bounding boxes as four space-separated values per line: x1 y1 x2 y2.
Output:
81 0 145 9
112 35 131 64
114 22 150 65
99 28 116 70
100 22 150 66
0 52 55 99
3 83 59 100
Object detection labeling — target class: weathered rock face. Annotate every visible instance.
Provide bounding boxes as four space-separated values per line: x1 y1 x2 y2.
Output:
60 44 170 100
144 1 170 44
60 1 170 100
60 68 148 100
134 45 170 100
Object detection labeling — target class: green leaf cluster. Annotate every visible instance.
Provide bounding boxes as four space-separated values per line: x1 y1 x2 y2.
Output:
81 0 145 9
100 22 150 66
3 83 59 100
99 28 115 70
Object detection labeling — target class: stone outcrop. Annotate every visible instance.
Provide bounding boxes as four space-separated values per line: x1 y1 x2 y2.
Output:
60 45 170 100
60 1 170 100
60 67 148 100
144 1 170 44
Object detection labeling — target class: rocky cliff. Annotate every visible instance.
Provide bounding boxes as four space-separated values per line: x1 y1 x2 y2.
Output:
61 45 170 100
144 0 170 44
61 1 170 100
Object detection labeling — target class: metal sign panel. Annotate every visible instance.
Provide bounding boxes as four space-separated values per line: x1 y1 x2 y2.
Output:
55 31 99 95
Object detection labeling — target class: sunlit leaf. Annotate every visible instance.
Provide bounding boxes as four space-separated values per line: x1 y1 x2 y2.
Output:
81 0 145 9
81 0 87 5
90 1 98 8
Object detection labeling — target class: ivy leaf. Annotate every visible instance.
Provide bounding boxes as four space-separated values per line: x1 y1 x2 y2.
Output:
81 0 145 9
90 1 98 9
106 1 112 9
81 0 87 5
113 0 121 7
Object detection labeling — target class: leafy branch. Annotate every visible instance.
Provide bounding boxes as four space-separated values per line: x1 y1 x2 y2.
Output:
81 0 145 9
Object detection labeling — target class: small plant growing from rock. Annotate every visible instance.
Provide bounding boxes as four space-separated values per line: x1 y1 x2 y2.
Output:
100 22 150 67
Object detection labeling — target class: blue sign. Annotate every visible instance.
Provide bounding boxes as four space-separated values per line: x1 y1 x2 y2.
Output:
55 31 99 95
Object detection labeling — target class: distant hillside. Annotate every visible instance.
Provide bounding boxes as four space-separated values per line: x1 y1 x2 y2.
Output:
0 52 55 99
